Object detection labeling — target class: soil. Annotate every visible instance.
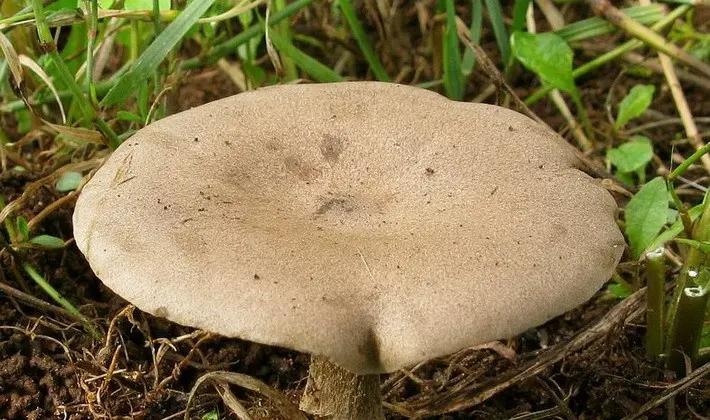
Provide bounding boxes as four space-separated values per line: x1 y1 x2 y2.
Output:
1 2 710 419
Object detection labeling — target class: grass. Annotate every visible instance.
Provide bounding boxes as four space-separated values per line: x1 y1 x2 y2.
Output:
0 0 708 418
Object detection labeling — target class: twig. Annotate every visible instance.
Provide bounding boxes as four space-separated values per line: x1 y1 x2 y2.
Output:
0 278 90 325
27 190 78 233
392 289 647 417
619 52 710 91
588 0 710 78
621 361 710 420
184 371 307 420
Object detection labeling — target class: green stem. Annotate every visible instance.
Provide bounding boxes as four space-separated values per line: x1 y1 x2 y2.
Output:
571 91 595 143
645 248 665 360
667 179 693 237
668 143 710 181
666 279 709 376
525 5 690 105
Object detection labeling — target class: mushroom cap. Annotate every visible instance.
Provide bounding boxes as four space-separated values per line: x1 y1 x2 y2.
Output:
73 82 624 374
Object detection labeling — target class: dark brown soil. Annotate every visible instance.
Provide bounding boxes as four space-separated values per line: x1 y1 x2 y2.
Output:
2 2 710 419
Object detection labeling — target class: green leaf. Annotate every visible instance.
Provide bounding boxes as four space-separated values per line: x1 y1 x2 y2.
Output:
625 177 669 259
511 32 576 95
645 204 704 254
47 0 79 11
607 281 632 299
201 412 220 420
30 235 66 249
56 171 83 192
615 84 655 129
16 216 29 242
101 0 217 106
607 135 654 173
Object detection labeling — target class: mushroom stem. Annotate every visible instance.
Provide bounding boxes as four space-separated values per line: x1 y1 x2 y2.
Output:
300 355 384 420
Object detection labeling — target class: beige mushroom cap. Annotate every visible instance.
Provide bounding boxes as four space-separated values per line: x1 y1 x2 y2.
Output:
73 82 624 374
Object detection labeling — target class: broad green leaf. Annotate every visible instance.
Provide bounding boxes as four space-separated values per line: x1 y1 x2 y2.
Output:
201 412 220 420
16 216 29 241
607 135 654 173
615 84 655 129
645 204 704 254
101 0 217 106
56 171 83 192
30 235 66 249
625 177 669 259
511 32 576 94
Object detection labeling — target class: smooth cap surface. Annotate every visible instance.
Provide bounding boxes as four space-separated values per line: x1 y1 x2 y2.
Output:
73 82 624 374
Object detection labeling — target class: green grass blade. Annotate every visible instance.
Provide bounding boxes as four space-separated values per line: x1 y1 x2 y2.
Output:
22 263 92 327
101 0 217 106
512 0 531 33
268 30 344 82
442 0 463 100
483 0 511 64
462 0 483 76
338 0 389 81
274 0 298 80
181 0 316 70
554 5 665 42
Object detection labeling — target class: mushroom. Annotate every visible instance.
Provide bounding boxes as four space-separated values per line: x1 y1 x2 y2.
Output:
73 82 624 419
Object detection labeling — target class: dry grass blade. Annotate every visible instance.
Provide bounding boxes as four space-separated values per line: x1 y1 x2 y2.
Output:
390 289 646 417
215 380 254 420
0 277 89 326
198 0 265 24
264 4 284 78
621 360 710 420
184 371 307 420
526 3 592 152
633 0 710 174
18 54 66 123
0 158 105 225
588 0 710 78
43 121 105 145
0 31 24 88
